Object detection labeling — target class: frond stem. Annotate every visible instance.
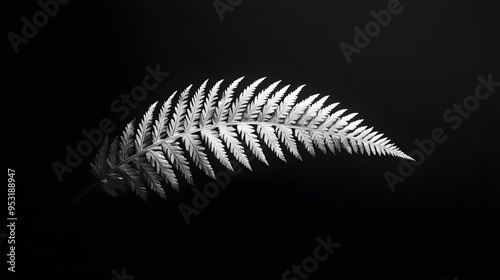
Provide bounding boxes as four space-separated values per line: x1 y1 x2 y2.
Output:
100 121 321 179
98 121 410 181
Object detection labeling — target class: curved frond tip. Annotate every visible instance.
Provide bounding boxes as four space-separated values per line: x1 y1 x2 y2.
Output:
91 77 413 200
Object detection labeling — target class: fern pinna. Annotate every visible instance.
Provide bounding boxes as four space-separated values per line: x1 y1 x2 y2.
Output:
91 77 413 199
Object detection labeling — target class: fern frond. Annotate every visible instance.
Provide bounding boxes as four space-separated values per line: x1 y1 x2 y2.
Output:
106 137 119 168
133 157 165 198
258 84 289 122
119 121 135 161
90 135 109 178
91 77 414 200
152 93 176 142
183 80 207 131
219 126 252 170
167 85 191 136
271 85 303 122
182 134 215 178
200 80 223 127
257 124 287 162
237 124 268 165
162 140 193 185
245 80 281 121
135 102 158 151
146 147 179 191
119 163 147 200
228 77 265 122
276 126 303 160
200 128 234 171
298 96 329 126
214 77 243 123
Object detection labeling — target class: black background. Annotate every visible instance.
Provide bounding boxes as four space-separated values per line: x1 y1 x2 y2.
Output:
4 0 499 279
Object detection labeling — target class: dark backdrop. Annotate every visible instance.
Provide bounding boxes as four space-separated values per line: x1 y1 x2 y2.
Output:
4 0 499 279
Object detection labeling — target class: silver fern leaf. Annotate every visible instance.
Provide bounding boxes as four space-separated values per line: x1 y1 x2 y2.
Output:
90 77 414 200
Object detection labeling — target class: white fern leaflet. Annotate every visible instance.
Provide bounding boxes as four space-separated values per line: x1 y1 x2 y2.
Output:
90 77 414 199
